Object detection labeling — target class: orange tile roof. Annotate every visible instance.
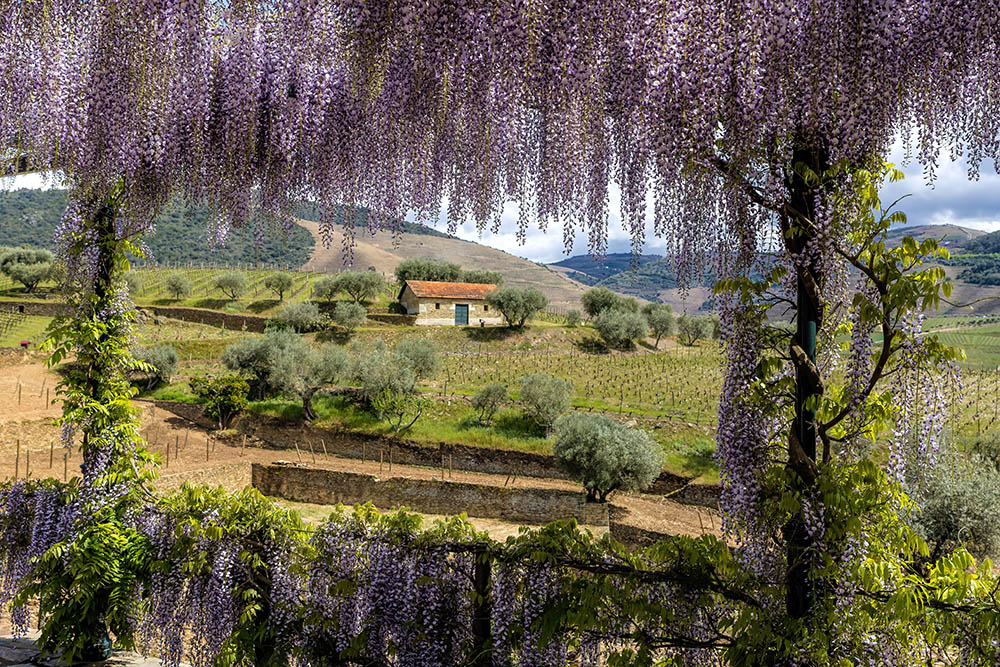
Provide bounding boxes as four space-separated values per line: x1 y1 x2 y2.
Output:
403 280 499 300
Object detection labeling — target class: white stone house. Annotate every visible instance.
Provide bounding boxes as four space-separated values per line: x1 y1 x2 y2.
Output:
397 280 503 326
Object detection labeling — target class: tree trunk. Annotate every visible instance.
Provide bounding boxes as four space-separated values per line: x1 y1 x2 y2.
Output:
782 138 829 620
302 390 317 422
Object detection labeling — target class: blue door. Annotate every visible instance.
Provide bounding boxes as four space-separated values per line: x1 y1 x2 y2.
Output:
455 304 469 325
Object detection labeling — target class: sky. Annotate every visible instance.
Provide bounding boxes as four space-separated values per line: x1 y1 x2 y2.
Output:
5 145 1000 264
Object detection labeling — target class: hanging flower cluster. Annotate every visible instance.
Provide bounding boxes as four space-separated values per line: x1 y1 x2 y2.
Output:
3 0 999 268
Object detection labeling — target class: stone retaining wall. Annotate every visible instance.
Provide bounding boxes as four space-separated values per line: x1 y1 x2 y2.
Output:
252 462 609 526
145 306 272 332
366 313 417 325
239 413 720 508
0 300 70 316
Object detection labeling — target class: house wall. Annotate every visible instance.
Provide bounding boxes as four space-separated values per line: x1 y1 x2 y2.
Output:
414 298 504 326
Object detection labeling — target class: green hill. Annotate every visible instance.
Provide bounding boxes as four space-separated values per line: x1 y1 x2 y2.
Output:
966 230 1000 254
0 188 313 267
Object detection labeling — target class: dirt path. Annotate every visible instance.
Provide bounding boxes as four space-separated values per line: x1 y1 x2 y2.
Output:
0 361 720 543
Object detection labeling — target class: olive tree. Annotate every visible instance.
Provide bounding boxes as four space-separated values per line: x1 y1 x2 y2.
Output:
461 269 503 285
268 340 350 422
264 273 294 301
331 271 386 304
311 274 340 303
593 310 648 349
486 286 548 328
164 271 192 301
581 287 638 319
393 337 440 385
394 258 463 284
677 314 713 347
565 310 582 328
275 301 326 333
0 247 53 292
646 306 676 348
472 383 507 426
331 302 367 333
135 345 178 390
519 373 573 436
553 413 664 503
223 330 304 399
214 271 248 301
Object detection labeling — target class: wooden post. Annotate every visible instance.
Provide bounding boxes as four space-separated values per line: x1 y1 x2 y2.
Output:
175 435 180 461
294 442 303 463
166 442 170 467
379 449 384 475
321 439 328 459
46 387 49 406
241 434 247 457
449 454 453 479
25 449 29 478
308 440 316 464
183 431 189 451
49 441 53 469
18 383 21 405
14 439 19 478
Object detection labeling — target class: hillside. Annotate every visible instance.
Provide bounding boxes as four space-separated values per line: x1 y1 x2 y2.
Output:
0 188 313 267
547 223 1000 314
296 219 589 310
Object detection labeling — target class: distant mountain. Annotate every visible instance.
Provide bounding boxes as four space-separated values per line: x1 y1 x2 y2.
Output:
549 253 660 283
885 223 986 254
965 229 1000 254
0 188 313 267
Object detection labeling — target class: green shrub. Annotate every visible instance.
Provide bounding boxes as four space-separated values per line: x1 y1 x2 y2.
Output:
565 310 581 327
519 373 573 436
593 310 648 348
214 271 248 301
371 389 432 433
190 374 249 429
136 344 178 389
486 286 548 328
472 383 507 426
276 301 326 333
164 271 192 300
553 413 663 502
264 272 294 301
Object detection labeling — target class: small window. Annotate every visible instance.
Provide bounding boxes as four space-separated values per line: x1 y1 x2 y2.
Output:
484 305 489 312
435 303 440 310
